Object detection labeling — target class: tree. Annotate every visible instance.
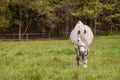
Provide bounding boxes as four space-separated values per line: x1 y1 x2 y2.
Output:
72 0 104 35
9 0 38 39
0 0 120 39
29 0 58 37
100 0 120 34
0 0 11 30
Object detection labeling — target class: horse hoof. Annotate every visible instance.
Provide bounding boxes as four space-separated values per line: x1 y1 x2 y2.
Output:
84 65 87 68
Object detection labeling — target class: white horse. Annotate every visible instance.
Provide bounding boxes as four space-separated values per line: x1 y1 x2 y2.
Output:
70 21 94 68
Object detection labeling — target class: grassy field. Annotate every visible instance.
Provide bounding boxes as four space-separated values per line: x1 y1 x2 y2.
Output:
0 35 120 80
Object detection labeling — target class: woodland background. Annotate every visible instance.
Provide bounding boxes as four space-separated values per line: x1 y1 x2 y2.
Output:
0 0 120 40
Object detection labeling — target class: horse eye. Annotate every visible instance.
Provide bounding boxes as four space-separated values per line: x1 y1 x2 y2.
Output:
78 40 79 41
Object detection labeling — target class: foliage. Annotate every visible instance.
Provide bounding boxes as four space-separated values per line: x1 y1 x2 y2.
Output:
0 0 11 29
0 0 120 37
0 16 10 29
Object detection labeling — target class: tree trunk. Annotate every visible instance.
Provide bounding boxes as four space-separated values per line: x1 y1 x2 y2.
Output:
110 25 113 33
19 22 22 40
84 16 87 24
19 4 22 40
65 11 69 38
90 18 92 29
94 18 97 35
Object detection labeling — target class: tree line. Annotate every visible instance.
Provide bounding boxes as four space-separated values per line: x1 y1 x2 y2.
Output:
0 0 120 39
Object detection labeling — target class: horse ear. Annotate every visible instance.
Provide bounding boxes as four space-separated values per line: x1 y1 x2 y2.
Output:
84 29 86 34
78 30 80 34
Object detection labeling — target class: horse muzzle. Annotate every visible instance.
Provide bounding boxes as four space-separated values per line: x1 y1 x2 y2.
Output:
79 45 87 54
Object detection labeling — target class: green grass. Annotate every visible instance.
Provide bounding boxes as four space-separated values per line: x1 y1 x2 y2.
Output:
0 35 120 80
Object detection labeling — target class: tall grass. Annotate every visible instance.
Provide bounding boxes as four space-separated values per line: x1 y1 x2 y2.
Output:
0 35 120 80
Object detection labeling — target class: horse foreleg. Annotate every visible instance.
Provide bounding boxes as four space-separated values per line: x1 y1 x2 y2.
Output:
75 48 82 67
83 54 88 68
76 55 80 66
